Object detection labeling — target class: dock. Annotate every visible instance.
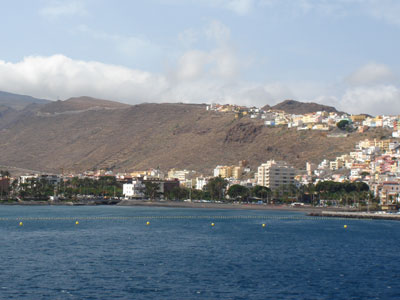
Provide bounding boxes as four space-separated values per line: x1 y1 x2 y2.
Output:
308 211 400 221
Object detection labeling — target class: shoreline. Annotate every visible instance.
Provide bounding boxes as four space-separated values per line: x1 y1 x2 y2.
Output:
3 200 398 220
117 200 317 211
1 200 386 216
0 199 343 213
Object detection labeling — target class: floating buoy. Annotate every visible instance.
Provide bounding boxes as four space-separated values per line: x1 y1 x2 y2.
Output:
146 221 150 225
344 225 347 229
211 223 215 227
262 223 266 228
19 221 23 226
75 221 79 225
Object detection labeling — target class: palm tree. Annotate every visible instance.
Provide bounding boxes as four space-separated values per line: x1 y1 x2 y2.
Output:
305 183 316 206
144 182 160 201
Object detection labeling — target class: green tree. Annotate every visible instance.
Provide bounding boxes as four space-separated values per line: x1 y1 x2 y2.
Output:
190 189 204 200
337 119 350 130
304 183 316 205
165 186 189 201
204 177 228 201
227 184 249 201
251 185 271 202
144 182 160 201
0 170 10 177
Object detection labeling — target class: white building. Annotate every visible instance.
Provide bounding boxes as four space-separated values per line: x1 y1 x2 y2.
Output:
148 168 165 179
195 177 209 190
167 169 194 182
18 175 38 185
257 160 297 190
123 179 145 198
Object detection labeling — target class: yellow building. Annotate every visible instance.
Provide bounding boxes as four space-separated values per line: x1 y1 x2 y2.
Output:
350 115 367 123
213 166 233 178
130 171 148 177
214 164 244 179
312 124 330 130
374 139 392 152
330 160 343 170
358 139 393 152
232 166 243 179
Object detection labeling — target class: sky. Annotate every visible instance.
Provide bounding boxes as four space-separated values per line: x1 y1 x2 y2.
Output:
0 0 400 115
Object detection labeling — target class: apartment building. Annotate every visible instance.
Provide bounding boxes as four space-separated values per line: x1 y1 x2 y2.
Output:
167 168 195 182
257 160 297 189
123 179 145 198
213 166 233 178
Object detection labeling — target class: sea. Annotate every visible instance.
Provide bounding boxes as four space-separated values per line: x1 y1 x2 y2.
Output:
0 205 399 300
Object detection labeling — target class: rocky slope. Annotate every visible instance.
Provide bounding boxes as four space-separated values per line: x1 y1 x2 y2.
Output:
0 90 50 110
264 99 340 114
0 97 389 174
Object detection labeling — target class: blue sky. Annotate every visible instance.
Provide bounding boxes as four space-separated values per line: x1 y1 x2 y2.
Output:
0 0 400 114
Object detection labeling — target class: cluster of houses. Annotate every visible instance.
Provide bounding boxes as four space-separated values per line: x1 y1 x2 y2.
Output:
2 102 400 207
300 138 400 207
206 102 400 134
2 139 400 208
121 137 400 207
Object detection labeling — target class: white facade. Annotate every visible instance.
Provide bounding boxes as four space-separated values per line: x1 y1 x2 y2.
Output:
123 180 145 198
148 169 165 179
350 169 361 177
167 169 194 181
195 177 209 190
19 175 38 184
213 166 223 177
257 160 297 190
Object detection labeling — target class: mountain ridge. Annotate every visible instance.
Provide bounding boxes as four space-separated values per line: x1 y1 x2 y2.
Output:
39 96 130 114
0 97 388 174
0 90 50 110
264 99 341 114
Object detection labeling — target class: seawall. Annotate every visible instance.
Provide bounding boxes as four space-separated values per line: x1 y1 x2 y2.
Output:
308 211 400 221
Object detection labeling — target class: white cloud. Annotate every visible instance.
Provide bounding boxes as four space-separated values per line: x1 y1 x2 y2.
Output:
0 55 168 102
361 0 400 26
347 62 395 86
223 0 255 15
176 50 210 80
174 47 239 81
40 1 87 18
0 54 266 107
0 53 399 116
160 0 255 15
162 0 400 23
339 85 400 115
205 20 231 44
175 21 239 81
258 0 400 25
76 25 162 60
178 29 198 48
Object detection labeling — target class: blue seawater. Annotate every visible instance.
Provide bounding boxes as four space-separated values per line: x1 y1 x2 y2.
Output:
0 206 399 299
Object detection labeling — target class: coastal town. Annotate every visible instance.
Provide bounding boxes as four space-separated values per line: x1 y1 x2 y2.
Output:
1 103 400 213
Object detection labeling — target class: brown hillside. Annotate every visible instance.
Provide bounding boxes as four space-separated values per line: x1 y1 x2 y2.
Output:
0 101 390 174
264 100 340 114
40 96 130 114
